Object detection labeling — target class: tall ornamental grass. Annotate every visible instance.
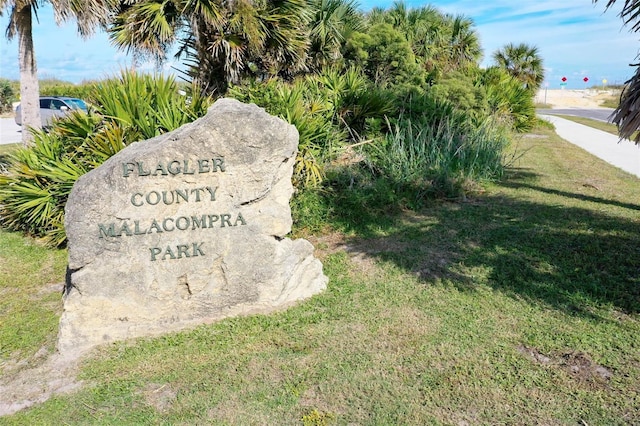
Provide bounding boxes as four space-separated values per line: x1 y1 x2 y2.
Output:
370 112 510 199
292 99 513 233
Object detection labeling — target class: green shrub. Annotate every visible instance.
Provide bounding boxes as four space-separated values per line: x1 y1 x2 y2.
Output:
429 71 489 119
0 78 16 113
343 23 427 91
314 67 395 138
39 78 97 100
481 67 536 132
0 71 211 246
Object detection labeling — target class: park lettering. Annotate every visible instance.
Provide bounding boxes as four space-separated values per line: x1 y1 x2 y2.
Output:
150 242 205 262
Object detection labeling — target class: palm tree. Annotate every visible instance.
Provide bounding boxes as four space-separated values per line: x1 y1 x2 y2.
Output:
492 42 544 92
307 0 362 71
445 14 481 70
594 0 640 144
1 0 115 144
110 0 311 95
407 7 447 75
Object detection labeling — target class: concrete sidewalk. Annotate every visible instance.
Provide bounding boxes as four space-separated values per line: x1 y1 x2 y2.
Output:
539 114 640 179
0 118 22 145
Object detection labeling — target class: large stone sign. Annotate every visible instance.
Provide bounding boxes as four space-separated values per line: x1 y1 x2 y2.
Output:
58 98 328 354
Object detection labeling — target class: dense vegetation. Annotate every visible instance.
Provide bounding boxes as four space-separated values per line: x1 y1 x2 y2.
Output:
0 1 542 246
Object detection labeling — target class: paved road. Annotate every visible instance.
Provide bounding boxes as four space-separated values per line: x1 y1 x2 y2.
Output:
537 108 615 122
539 114 640 178
0 118 22 145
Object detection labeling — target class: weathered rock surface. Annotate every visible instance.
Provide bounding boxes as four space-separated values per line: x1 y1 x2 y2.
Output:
59 98 328 354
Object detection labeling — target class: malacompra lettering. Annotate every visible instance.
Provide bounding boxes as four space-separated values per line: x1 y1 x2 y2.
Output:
98 213 247 238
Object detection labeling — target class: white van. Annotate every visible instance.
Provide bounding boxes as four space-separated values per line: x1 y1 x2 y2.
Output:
15 96 88 128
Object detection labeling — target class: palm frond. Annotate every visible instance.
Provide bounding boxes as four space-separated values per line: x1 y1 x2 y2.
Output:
611 63 640 144
597 0 640 31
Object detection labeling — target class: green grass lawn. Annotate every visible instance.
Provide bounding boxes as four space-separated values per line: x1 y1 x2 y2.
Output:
1 125 639 424
0 231 67 363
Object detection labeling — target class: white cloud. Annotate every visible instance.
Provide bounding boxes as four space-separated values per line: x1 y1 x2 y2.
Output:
421 0 639 87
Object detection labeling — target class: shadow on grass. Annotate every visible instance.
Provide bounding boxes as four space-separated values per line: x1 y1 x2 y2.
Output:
322 172 640 316
500 181 640 211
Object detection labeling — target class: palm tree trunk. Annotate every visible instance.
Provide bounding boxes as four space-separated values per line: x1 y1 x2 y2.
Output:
16 4 41 145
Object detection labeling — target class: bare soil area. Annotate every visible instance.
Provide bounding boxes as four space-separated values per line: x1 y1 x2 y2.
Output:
0 353 84 416
536 89 619 109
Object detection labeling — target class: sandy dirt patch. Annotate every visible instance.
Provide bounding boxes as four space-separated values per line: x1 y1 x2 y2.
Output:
0 352 84 416
535 89 619 109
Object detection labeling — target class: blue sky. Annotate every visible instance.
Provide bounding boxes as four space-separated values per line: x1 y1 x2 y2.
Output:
0 0 638 89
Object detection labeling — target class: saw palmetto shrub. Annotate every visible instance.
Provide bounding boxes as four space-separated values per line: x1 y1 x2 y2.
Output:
0 71 211 247
481 67 537 133
229 67 394 188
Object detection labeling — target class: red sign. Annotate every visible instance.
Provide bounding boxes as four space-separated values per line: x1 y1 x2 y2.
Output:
583 77 589 82
561 77 567 82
